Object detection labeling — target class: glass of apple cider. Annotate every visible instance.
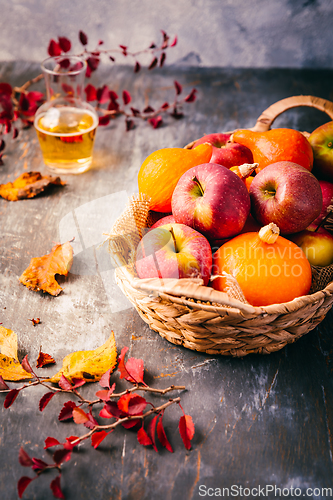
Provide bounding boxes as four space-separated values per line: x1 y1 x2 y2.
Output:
34 55 98 174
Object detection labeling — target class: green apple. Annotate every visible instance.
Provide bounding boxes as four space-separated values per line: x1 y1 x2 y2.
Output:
289 226 333 267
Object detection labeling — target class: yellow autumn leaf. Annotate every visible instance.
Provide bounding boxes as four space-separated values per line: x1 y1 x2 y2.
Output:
0 354 33 381
0 326 32 381
49 332 117 383
0 326 18 359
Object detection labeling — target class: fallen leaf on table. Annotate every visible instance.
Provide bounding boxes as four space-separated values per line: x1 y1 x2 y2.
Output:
0 355 33 381
19 242 73 296
29 318 41 326
0 171 65 201
0 326 18 359
36 351 56 368
49 332 117 383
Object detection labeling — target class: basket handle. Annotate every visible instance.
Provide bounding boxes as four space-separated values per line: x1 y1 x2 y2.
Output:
251 95 333 132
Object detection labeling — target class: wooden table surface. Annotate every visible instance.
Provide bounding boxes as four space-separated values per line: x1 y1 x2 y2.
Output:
1 62 333 500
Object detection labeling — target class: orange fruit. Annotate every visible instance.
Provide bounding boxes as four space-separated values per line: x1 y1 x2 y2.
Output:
212 223 312 306
138 143 212 212
232 128 313 173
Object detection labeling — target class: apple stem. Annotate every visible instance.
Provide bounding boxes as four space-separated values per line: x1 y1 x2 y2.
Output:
169 227 178 253
192 176 204 196
314 205 333 232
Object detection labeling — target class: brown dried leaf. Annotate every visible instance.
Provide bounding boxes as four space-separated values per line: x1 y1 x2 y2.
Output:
36 351 55 368
19 242 73 296
0 171 66 201
49 332 117 383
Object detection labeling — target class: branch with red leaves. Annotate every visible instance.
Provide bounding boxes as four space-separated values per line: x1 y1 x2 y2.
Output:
1 346 194 499
0 30 197 165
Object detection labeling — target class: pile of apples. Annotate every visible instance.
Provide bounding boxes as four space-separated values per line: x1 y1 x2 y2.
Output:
136 121 333 290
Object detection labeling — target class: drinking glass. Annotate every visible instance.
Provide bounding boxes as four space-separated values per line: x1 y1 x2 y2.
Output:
34 55 98 174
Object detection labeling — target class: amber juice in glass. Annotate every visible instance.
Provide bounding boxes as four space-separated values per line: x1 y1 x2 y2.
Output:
34 55 98 174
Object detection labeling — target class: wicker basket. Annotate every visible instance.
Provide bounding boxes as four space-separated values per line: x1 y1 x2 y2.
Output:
108 95 333 357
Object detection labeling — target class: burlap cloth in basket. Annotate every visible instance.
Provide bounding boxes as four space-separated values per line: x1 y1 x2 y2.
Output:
105 193 333 357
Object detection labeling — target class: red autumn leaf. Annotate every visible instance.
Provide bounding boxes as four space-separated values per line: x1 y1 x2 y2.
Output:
91 430 113 449
122 90 131 105
96 383 115 401
85 84 97 102
148 116 163 129
125 119 135 132
50 475 65 499
64 436 79 450
161 102 169 110
103 401 123 419
12 128 19 139
184 89 197 103
58 37 71 53
4 388 20 408
148 57 158 70
118 393 147 415
161 30 169 48
170 35 178 47
87 57 99 72
84 409 98 430
159 52 166 67
147 415 158 452
98 40 104 45
79 30 88 46
48 40 62 57
0 375 9 390
39 391 56 411
58 400 76 421
119 44 128 56
99 368 112 388
58 374 72 391
130 107 140 117
0 139 5 152
72 407 89 424
27 91 44 103
179 414 195 450
99 407 113 419
31 457 48 471
137 426 153 446
18 447 34 467
59 58 70 69
174 81 182 95
36 351 55 368
0 83 12 96
109 90 119 101
117 347 145 384
21 355 34 374
44 437 60 449
143 105 155 114
99 115 111 126
53 448 72 466
18 476 33 499
97 85 110 104
134 61 141 73
71 378 86 389
122 418 141 429
157 415 173 452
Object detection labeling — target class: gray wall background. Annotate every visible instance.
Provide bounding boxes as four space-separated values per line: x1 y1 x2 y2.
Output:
0 0 332 68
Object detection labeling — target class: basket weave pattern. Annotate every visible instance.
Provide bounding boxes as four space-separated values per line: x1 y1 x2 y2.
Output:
107 96 333 357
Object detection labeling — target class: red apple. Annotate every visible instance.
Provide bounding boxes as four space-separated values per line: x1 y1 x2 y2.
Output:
312 179 333 226
193 133 253 169
150 215 175 230
135 223 212 285
249 161 323 235
288 226 333 267
308 121 333 181
171 163 251 240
